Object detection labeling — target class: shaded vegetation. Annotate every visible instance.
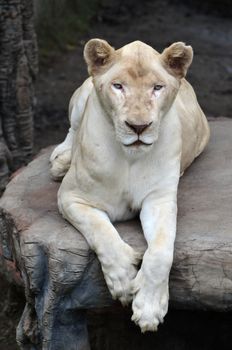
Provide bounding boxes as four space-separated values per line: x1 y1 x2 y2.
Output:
35 0 101 64
35 0 231 65
172 0 232 17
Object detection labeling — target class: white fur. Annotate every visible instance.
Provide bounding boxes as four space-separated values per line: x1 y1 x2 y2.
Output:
50 40 210 332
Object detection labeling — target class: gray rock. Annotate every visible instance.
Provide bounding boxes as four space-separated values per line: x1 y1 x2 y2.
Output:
0 118 231 349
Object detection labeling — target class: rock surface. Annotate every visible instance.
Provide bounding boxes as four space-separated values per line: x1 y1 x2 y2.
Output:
0 118 232 349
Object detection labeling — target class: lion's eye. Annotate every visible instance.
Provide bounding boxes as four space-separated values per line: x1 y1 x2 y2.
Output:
113 83 123 90
154 85 163 91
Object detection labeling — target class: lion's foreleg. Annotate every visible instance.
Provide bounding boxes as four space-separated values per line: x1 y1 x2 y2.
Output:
59 197 141 305
132 197 177 332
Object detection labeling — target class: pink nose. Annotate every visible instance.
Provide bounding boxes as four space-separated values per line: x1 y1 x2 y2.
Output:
125 121 152 135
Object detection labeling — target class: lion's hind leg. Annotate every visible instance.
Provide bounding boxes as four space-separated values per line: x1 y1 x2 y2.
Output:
50 78 93 181
50 129 73 181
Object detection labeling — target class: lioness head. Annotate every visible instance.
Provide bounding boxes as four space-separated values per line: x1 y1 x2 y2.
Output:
84 39 193 154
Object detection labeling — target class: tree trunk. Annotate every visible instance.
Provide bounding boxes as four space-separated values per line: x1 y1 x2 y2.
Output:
0 0 38 194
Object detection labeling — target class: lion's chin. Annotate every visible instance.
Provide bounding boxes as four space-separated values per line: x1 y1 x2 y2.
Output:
121 140 154 157
123 140 153 147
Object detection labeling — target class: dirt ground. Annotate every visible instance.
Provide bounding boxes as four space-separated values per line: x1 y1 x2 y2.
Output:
1 0 232 349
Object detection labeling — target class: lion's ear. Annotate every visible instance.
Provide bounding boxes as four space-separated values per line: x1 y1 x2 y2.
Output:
160 42 193 78
84 39 115 75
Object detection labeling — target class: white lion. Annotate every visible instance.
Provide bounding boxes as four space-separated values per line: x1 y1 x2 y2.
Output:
50 39 210 332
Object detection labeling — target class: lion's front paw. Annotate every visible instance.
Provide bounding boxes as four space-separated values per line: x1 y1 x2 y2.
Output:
101 244 141 305
131 271 169 332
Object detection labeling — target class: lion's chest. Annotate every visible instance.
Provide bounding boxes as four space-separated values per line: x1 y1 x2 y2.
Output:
120 160 162 210
74 120 180 221
75 147 163 221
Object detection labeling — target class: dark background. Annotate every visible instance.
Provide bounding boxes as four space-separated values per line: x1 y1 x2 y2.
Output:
34 0 232 152
1 0 232 349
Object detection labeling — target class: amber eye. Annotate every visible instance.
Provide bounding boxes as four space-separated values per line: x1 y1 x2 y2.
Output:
154 85 163 91
113 83 123 90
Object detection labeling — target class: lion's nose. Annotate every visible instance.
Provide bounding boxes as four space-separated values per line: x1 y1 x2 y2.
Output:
125 121 152 135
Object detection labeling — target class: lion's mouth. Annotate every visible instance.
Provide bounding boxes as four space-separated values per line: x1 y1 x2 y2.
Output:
124 140 153 147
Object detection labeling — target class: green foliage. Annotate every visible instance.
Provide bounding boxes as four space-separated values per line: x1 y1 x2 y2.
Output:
36 0 100 64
